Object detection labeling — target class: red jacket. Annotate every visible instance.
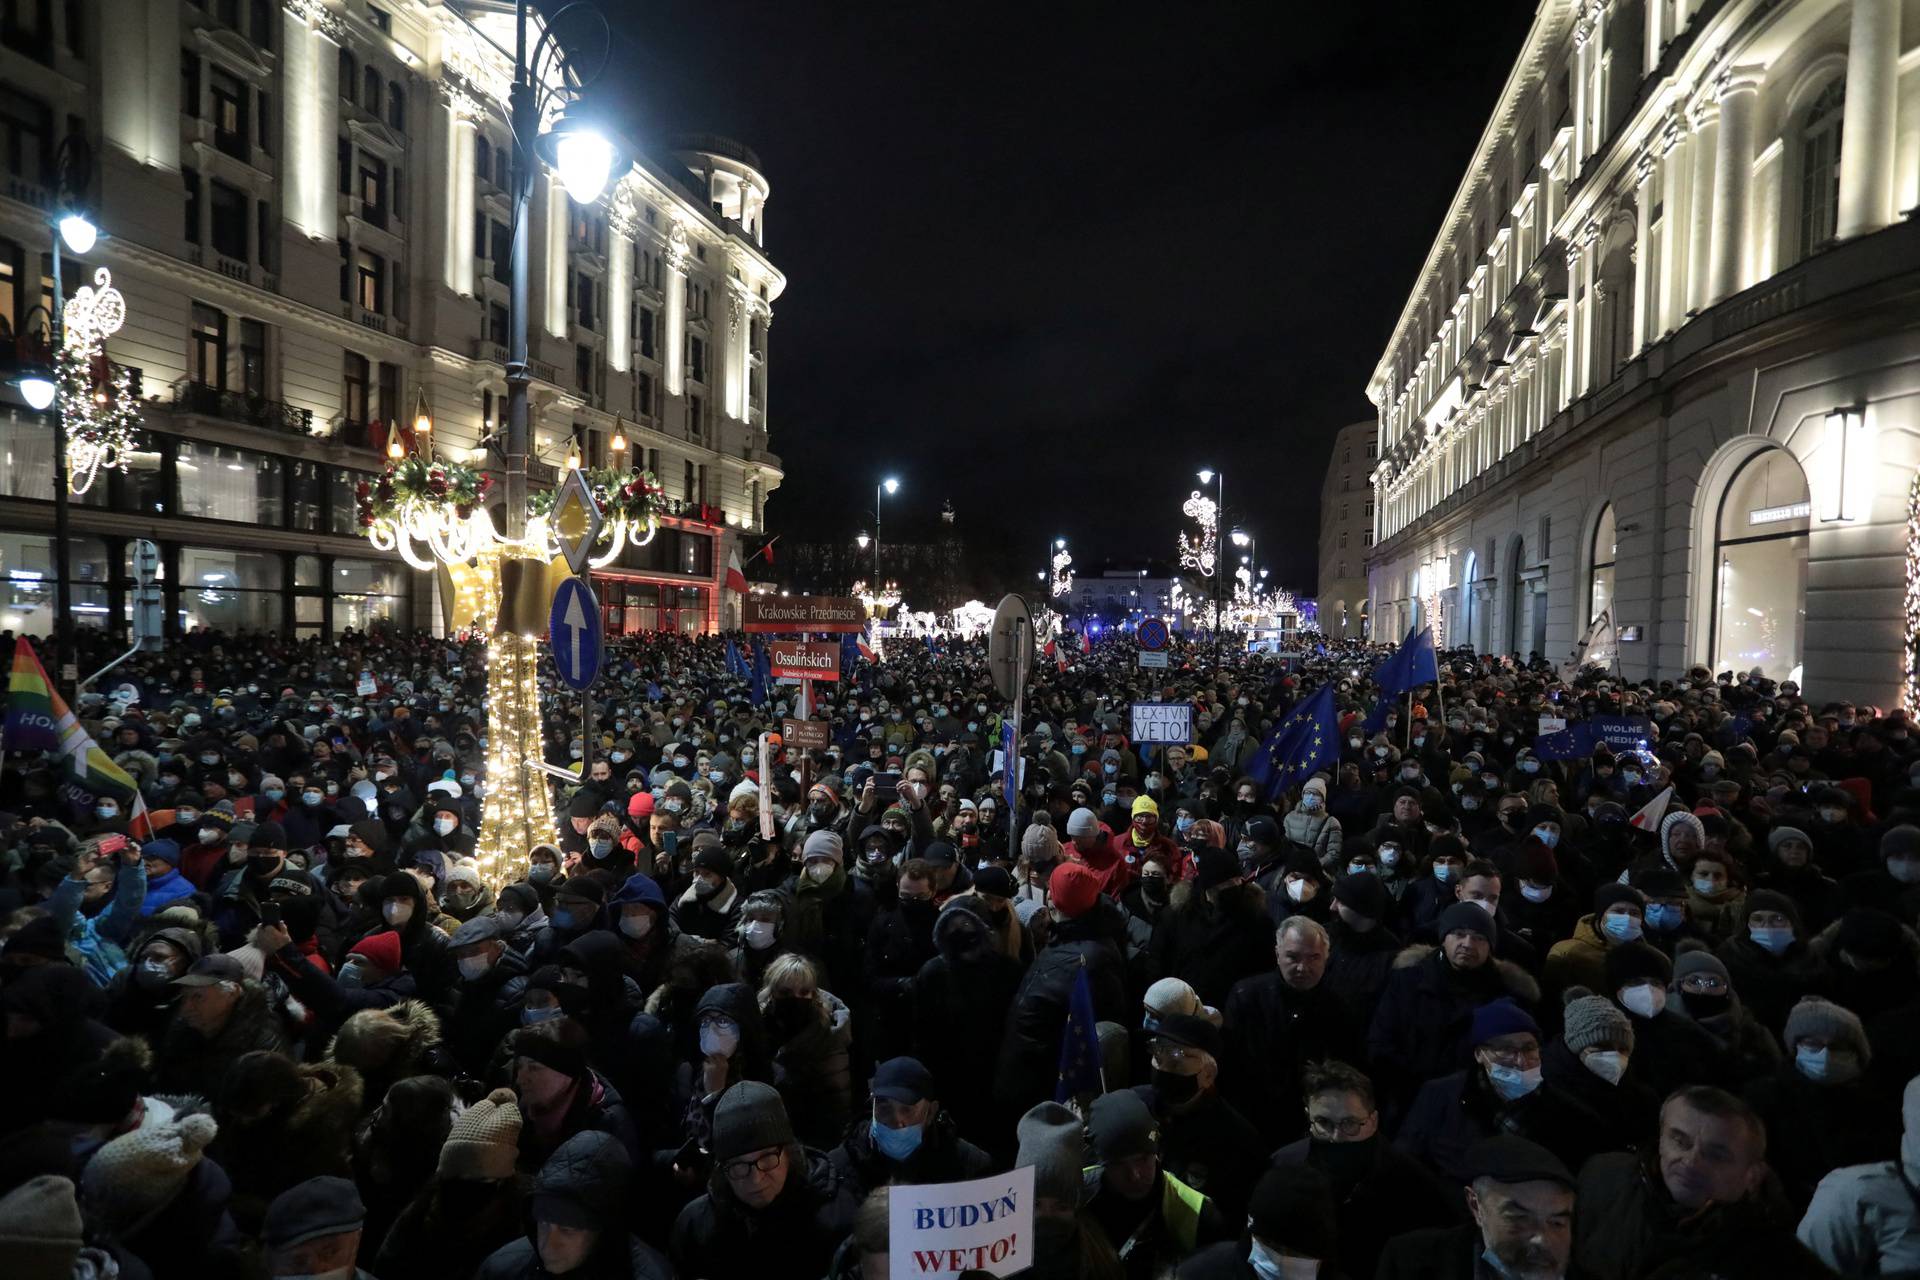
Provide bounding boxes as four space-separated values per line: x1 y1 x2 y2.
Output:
1104 827 1181 889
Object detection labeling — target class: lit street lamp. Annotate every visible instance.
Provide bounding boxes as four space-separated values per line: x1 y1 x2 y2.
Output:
874 476 899 587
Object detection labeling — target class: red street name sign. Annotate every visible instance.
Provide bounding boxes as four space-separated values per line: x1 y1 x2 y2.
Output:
768 640 842 681
743 596 866 633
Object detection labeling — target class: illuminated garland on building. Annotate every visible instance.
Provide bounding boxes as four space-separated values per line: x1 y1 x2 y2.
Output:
1051 545 1074 597
1177 491 1218 577
1905 473 1920 712
468 546 555 888
60 268 139 495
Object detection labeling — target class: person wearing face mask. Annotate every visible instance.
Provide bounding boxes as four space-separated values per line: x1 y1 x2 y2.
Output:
907 897 1027 1154
827 1056 990 1201
103 926 206 1040
1369 901 1542 1116
1599 942 1733 1100
1543 885 1649 1000
408 793 477 861
440 915 530 1075
178 802 239 890
1752 825 1844 936
756 953 853 1149
1378 1135 1581 1280
523 844 566 908
729 891 792 988
1267 1060 1457 1280
996 862 1130 1113
1680 850 1746 943
861 858 943 1063
491 881 550 954
1743 996 1899 1211
438 862 493 924
1841 823 1920 930
1133 1012 1267 1230
1282 775 1344 869
674 843 743 941
1149 844 1283 1011
780 830 875 1003
1077 1086 1230 1277
532 878 607 965
1532 992 1658 1162
278 927 415 1033
1715 889 1825 1033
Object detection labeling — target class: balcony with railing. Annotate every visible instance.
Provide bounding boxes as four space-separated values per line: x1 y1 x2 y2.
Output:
171 378 315 436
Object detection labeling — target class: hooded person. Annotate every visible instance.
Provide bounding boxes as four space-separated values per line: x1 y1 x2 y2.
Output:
910 895 1027 1151
1148 844 1280 1010
669 1081 856 1280
556 928 649 1088
1798 1073 1920 1275
473 1129 671 1280
996 861 1130 1113
102 923 206 1040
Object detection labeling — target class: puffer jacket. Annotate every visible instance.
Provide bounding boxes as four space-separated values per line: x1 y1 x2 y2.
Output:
476 1130 671 1280
1285 807 1343 866
1796 1077 1920 1276
768 989 854 1148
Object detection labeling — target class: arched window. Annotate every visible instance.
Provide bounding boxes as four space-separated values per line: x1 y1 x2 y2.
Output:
1460 549 1478 653
1799 80 1844 260
475 136 491 184
338 49 357 104
1589 503 1616 623
363 67 383 116
1713 449 1809 682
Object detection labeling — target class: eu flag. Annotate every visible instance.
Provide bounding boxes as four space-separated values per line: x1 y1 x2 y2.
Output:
1056 963 1104 1102
1245 683 1341 801
725 637 748 679
1373 626 1439 698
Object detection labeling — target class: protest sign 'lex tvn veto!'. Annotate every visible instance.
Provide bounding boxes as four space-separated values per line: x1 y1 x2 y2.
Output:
889 1167 1033 1277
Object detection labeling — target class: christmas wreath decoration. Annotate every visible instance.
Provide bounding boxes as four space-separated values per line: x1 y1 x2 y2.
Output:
528 467 665 537
355 455 493 527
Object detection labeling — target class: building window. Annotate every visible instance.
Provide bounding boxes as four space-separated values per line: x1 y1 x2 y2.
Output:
209 180 247 260
1588 502 1616 624
1799 80 1844 261
337 48 356 105
183 166 200 242
377 362 401 426
386 83 405 132
576 343 593 393
179 545 285 628
684 458 695 499
181 49 200 119
367 5 390 32
256 199 274 270
337 136 351 194
636 370 653 419
210 68 248 159
333 558 406 634
175 447 285 526
490 219 511 284
1712 448 1809 682
639 307 655 358
362 67 382 117
358 154 388 228
488 302 508 345
191 303 227 388
355 248 384 312
342 352 369 426
687 335 705 383
239 318 267 399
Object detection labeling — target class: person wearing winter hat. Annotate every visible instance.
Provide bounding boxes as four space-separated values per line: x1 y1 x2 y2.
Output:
1398 997 1550 1186
375 1089 528 1279
827 1056 992 1199
261 1175 364 1278
1283 774 1343 866
1603 941 1735 1099
138 838 196 916
1543 883 1647 1000
1798 1074 1920 1275
1017 1100 1087 1211
1379 1135 1576 1280
672 1080 850 1280
0 1174 86 1280
1082 1086 1229 1267
1542 988 1660 1154
1742 995 1900 1209
80 1108 222 1251
1715 886 1823 1032
1138 1012 1267 1227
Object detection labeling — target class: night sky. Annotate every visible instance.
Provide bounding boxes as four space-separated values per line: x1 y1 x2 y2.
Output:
595 1 1539 593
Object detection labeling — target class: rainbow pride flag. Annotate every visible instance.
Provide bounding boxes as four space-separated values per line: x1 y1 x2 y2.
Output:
4 637 138 802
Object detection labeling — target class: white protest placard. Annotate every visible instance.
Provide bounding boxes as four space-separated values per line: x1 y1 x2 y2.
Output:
1130 701 1193 745
757 732 775 841
1137 649 1169 669
1538 715 1567 737
356 671 377 697
891 1166 1034 1278
989 750 1028 788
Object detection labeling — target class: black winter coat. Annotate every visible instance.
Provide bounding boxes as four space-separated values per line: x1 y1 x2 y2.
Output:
1219 972 1360 1147
995 902 1129 1111
827 1110 992 1199
670 1148 856 1280
1743 1066 1901 1212
1320 916 1402 1025
1147 883 1276 1009
1365 944 1540 1114
1271 1135 1460 1280
477 1130 670 1280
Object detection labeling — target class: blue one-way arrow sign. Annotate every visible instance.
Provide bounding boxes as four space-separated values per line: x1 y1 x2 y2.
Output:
549 576 602 690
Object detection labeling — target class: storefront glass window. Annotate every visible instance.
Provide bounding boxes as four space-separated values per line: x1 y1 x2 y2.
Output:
1589 504 1616 624
330 469 368 535
0 534 110 634
176 440 284 525
0 410 108 507
288 460 326 531
179 546 284 632
1714 450 1809 683
333 557 404 634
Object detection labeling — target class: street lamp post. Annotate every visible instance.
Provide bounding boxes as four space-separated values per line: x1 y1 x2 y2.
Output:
875 475 899 588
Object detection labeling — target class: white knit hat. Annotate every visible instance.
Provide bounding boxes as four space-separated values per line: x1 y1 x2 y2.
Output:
81 1110 217 1233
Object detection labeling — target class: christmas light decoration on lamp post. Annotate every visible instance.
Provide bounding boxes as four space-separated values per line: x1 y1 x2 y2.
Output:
55 267 138 496
1050 538 1073 598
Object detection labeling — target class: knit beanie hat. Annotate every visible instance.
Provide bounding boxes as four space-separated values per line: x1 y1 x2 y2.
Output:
802 829 844 867
1593 883 1647 917
1784 996 1871 1065
1516 840 1558 884
1835 908 1905 964
711 1081 794 1161
348 929 403 974
1882 825 1920 860
1561 990 1635 1055
1301 775 1329 799
1049 863 1103 919
1437 900 1496 944
438 1088 523 1180
1065 807 1101 838
1768 826 1812 854
1016 1101 1086 1208
1087 1089 1159 1164
81 1110 219 1233
509 1023 590 1081
1660 811 1705 859
1333 871 1386 920
0 1175 84 1280
1671 946 1732 990
1471 996 1539 1046
1246 1164 1337 1259
1022 821 1063 861
1605 941 1674 992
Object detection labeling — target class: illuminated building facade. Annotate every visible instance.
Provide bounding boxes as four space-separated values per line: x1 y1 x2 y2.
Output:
0 0 783 638
1318 419 1375 639
1366 0 1920 703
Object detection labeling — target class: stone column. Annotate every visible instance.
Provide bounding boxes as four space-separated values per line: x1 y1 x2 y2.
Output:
1707 72 1760 304
1657 118 1687 336
1631 153 1655 352
1563 240 1584 406
1685 97 1718 314
280 4 341 241
448 109 477 296
664 225 688 397
1572 21 1592 168
544 180 569 340
1838 0 1901 239
607 210 633 373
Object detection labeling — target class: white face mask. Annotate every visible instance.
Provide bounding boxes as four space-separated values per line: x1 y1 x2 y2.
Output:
619 912 653 939
434 816 457 835
457 954 492 981
383 901 413 927
1519 882 1553 903
1619 983 1666 1019
199 828 220 845
805 862 836 884
743 920 777 950
1583 1050 1628 1084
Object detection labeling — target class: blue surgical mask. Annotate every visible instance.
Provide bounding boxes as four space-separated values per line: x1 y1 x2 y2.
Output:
1602 912 1643 943
1520 760 1539 773
1175 815 1194 835
871 1118 924 1161
1532 826 1559 848
590 839 613 859
302 792 324 806
95 805 117 820
1486 1062 1543 1100
1751 924 1794 954
552 908 577 930
521 1004 562 1026
263 788 285 803
1433 864 1457 884
1644 903 1683 931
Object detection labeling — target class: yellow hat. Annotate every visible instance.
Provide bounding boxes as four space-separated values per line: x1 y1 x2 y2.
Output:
1131 795 1159 817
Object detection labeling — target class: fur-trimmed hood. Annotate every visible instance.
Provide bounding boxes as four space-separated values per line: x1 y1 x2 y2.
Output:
1807 914 1920 966
1393 942 1541 1005
325 998 441 1076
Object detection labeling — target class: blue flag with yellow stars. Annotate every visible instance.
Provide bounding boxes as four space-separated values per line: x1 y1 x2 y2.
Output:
1056 962 1104 1101
1245 683 1341 801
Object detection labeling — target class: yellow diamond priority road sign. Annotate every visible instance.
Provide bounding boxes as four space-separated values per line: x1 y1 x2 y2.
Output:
552 468 604 575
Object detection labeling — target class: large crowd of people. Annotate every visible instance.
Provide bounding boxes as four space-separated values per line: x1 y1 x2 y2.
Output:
2 619 1918 1280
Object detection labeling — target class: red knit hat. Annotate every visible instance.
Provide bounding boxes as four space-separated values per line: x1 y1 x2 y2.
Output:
348 930 403 973
1049 863 1103 919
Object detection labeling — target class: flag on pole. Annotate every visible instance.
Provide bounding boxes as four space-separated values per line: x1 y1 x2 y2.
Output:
725 547 749 594
725 637 748 679
749 640 769 707
1043 637 1066 674
1361 626 1438 734
1056 962 1104 1102
1628 785 1676 831
856 625 875 663
4 638 139 803
1244 683 1341 801
1560 607 1620 682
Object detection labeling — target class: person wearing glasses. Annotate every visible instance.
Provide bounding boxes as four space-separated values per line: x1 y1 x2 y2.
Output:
1271 1060 1458 1280
1135 1012 1266 1231
1664 948 1782 1085
670 1080 854 1280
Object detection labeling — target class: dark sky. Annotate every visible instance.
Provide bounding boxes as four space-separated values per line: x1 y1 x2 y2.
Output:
592 1 1538 593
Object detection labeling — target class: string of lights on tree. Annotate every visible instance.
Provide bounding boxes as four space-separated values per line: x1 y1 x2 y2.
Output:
60 268 139 496
1051 543 1074 598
